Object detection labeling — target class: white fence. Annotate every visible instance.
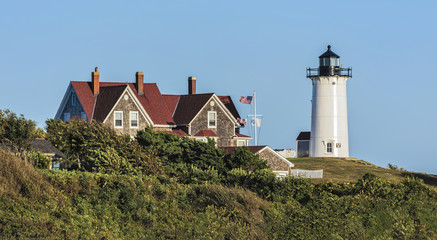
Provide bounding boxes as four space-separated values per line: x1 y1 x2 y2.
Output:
290 169 323 178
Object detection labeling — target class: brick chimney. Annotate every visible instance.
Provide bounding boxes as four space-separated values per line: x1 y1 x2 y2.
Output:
188 76 196 95
136 72 144 95
92 67 99 96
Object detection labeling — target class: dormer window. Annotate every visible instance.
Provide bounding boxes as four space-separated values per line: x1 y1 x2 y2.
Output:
208 111 217 128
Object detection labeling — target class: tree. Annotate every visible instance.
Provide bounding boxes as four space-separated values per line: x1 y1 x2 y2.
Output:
0 109 37 159
45 119 162 175
136 128 227 174
225 146 269 172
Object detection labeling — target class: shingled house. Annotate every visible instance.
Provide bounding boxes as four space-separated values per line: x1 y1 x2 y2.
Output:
55 68 251 147
221 146 294 177
30 138 65 170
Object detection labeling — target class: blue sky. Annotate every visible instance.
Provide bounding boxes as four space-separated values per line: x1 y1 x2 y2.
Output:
1 1 436 174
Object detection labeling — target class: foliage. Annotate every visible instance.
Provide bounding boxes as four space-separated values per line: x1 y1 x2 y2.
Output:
388 163 405 171
1 150 437 239
45 119 162 175
137 128 227 173
2 112 436 238
33 127 46 138
0 109 37 158
225 146 269 172
27 150 51 169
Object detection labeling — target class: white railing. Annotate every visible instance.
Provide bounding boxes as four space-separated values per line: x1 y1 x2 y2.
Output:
290 169 323 178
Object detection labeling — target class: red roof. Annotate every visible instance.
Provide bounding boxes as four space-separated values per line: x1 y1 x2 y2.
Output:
218 96 240 119
235 133 251 138
71 81 96 122
70 80 241 127
172 94 214 124
156 129 190 137
220 146 267 155
171 129 190 136
163 94 240 125
71 81 175 125
162 95 180 116
194 129 219 137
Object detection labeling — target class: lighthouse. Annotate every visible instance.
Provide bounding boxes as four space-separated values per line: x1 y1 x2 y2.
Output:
307 45 352 157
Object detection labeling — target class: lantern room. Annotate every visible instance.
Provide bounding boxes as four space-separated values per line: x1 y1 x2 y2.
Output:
306 45 352 77
319 45 340 67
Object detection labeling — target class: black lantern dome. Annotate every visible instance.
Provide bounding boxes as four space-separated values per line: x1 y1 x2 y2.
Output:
319 45 340 67
307 45 352 77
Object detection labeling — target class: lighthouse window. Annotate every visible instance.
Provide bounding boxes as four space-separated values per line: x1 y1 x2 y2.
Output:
327 142 333 153
321 58 329 66
330 58 339 66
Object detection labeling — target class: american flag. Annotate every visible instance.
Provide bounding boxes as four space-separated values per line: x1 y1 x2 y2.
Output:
237 118 247 125
240 96 253 104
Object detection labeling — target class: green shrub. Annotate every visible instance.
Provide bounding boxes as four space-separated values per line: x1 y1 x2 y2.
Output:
45 119 162 175
27 150 51 169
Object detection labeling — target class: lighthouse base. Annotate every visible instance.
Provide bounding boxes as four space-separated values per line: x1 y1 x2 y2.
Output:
309 137 349 158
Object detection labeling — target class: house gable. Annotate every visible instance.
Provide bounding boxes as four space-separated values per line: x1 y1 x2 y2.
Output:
55 83 87 121
257 146 294 171
102 86 154 135
189 95 239 147
220 146 294 175
189 94 239 127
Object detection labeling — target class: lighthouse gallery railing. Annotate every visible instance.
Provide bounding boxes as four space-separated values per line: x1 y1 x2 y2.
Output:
306 67 352 78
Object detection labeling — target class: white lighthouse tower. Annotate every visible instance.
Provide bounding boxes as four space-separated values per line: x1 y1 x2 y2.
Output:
307 45 352 157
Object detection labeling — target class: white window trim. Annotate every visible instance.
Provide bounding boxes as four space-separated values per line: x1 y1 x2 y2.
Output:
130 111 139 128
208 111 217 128
237 140 246 146
64 113 70 122
114 111 123 128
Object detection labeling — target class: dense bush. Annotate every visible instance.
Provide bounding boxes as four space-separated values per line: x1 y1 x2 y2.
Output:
1 150 436 239
27 150 51 169
225 146 269 172
1 114 436 238
45 119 162 175
136 127 228 174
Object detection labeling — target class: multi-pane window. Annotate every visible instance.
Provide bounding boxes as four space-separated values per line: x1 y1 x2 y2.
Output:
237 140 246 146
208 111 217 128
130 111 138 128
64 113 70 121
327 142 333 153
114 111 123 128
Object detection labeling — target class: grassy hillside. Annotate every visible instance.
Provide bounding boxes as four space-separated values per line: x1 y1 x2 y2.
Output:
2 150 437 239
291 157 437 188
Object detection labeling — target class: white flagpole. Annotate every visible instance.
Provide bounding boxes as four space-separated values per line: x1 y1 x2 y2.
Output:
254 90 257 146
247 91 262 146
